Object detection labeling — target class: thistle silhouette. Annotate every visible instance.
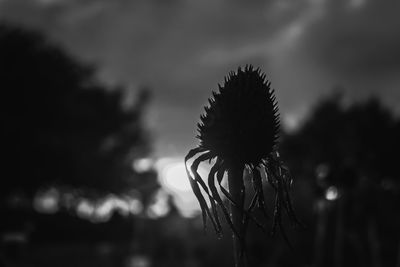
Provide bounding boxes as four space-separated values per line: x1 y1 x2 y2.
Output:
185 65 299 266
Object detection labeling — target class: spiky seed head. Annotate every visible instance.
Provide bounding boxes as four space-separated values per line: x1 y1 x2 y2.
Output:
197 65 280 166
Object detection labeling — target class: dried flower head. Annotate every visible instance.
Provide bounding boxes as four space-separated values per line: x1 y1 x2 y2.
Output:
185 65 299 255
198 66 279 166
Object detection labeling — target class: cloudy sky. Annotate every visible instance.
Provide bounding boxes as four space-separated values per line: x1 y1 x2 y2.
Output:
1 0 400 159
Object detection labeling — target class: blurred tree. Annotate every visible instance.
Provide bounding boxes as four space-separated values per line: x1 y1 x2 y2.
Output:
0 23 156 199
281 92 400 267
282 92 399 185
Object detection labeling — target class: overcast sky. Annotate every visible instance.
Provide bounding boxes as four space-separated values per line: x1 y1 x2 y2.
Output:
1 0 400 159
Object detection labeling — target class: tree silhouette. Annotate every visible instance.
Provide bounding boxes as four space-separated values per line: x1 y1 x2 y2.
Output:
281 92 400 267
0 23 155 199
282 92 399 186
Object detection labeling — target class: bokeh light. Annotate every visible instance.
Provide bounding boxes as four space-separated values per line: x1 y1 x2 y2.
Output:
325 186 339 201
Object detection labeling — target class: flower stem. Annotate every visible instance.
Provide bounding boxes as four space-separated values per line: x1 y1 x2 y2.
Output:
227 163 246 267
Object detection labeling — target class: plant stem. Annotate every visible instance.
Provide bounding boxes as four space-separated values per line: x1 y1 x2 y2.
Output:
228 163 246 267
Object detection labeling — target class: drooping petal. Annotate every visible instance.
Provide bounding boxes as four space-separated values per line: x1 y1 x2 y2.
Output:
207 162 223 236
190 153 220 233
184 149 211 231
252 167 270 220
215 166 241 238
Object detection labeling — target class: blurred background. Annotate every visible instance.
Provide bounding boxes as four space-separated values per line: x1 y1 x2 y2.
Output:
1 0 400 266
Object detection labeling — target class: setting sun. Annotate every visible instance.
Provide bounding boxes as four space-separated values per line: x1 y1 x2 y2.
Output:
156 157 209 217
159 160 191 192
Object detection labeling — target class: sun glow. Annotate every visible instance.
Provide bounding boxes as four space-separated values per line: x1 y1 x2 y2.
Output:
160 160 192 192
156 157 209 217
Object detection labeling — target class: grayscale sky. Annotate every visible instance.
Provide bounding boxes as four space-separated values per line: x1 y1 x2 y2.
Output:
1 0 400 159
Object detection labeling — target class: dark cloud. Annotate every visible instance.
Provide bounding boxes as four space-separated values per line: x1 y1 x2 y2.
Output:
1 0 399 157
301 0 400 77
294 0 400 113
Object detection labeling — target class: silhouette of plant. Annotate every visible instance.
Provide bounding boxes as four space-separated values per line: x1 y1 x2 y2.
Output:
185 65 299 266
